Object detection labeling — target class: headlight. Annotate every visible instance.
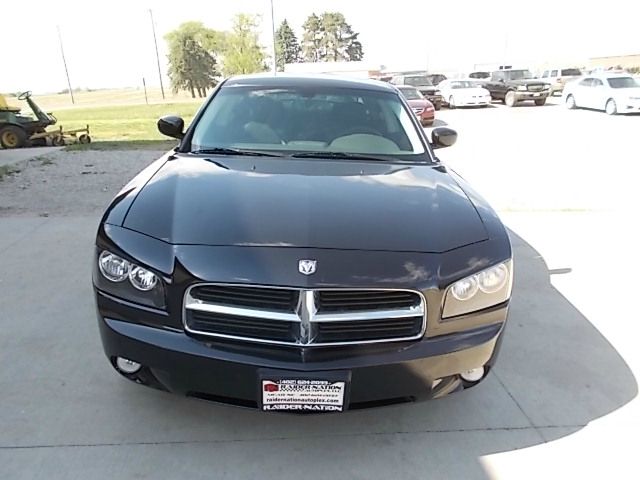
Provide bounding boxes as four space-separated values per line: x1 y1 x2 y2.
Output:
94 249 165 308
98 251 130 282
129 266 159 291
451 276 479 300
517 85 527 91
478 264 508 293
443 260 513 318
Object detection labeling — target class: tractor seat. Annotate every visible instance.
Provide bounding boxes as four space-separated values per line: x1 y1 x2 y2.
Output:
0 95 21 113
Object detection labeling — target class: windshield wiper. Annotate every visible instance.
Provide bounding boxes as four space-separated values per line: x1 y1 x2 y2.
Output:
290 151 390 162
191 147 283 157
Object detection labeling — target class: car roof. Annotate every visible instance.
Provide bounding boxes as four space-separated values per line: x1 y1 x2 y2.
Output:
223 73 397 93
590 72 634 78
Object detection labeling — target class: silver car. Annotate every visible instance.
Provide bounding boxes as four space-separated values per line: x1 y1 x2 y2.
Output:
563 73 640 115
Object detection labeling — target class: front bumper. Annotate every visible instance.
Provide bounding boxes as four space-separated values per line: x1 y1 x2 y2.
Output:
514 90 549 101
425 95 442 108
96 292 508 410
619 102 640 114
455 97 491 106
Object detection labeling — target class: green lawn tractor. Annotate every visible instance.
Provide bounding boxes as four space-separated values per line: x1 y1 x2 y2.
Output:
0 91 90 148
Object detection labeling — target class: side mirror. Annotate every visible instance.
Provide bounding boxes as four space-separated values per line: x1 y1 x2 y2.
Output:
157 115 185 139
431 127 457 149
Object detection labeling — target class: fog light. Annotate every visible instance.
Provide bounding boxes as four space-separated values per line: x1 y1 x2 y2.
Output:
460 367 484 382
116 357 142 374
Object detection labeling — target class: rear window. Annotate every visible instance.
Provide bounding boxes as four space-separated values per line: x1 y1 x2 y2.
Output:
607 77 638 89
405 76 432 87
561 68 582 76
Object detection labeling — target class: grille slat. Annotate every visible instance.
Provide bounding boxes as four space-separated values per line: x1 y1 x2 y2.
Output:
189 311 297 342
316 317 423 342
185 285 425 346
191 285 298 312
318 291 418 312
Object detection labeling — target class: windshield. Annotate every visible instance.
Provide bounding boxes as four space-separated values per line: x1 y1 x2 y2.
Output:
191 85 427 157
405 76 433 87
450 81 476 89
398 87 423 100
561 68 582 76
607 77 638 89
506 70 533 80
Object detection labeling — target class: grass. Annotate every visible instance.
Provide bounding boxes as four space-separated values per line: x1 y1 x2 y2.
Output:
52 102 200 143
65 140 178 151
0 164 19 181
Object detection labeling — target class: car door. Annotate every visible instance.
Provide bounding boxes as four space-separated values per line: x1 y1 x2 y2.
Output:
488 71 507 99
590 78 606 110
572 77 593 107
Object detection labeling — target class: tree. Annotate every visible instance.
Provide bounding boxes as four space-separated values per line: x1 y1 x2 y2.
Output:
301 13 323 62
222 14 267 76
274 19 301 71
301 12 364 62
165 22 220 98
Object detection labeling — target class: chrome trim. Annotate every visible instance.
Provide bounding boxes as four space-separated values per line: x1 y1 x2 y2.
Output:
185 296 300 322
313 305 423 322
182 283 427 347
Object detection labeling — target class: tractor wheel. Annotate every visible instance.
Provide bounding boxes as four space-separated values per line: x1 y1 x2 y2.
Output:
78 134 91 144
52 135 66 146
0 126 28 149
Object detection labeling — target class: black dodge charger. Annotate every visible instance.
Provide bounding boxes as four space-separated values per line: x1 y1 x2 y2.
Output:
94 74 512 412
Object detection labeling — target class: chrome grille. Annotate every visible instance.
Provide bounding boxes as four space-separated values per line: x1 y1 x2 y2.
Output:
184 284 426 346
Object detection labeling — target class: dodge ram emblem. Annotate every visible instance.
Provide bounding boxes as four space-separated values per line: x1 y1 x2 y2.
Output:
298 259 317 275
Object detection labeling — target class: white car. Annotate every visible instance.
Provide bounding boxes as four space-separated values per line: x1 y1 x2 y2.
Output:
563 73 640 115
438 80 492 108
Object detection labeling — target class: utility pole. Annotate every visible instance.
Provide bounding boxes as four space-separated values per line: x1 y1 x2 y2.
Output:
57 26 75 105
270 0 277 74
149 9 165 100
142 77 149 105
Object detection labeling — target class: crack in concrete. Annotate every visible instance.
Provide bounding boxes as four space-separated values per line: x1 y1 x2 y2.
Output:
0 424 585 450
0 217 50 255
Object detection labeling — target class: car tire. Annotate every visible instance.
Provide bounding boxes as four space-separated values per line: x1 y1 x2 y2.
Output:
505 91 517 107
449 96 455 109
434 102 441 111
534 98 546 106
605 99 617 115
566 94 576 109
0 125 28 149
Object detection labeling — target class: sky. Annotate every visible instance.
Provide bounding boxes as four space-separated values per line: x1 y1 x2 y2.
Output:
2 0 639 93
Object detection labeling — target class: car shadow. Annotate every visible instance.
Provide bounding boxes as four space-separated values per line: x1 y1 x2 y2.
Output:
111 228 637 478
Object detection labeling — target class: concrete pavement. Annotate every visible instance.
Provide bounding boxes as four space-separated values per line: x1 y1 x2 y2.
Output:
0 147 63 168
1 101 639 479
0 212 637 479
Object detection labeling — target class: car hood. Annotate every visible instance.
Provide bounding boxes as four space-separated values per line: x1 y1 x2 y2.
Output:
417 85 438 94
510 79 547 86
121 155 488 253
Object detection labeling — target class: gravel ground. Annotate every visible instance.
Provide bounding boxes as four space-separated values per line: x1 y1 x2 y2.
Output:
0 149 165 217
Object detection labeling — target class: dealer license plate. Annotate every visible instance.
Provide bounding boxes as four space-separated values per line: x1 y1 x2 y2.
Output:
259 370 350 412
534 93 541 97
